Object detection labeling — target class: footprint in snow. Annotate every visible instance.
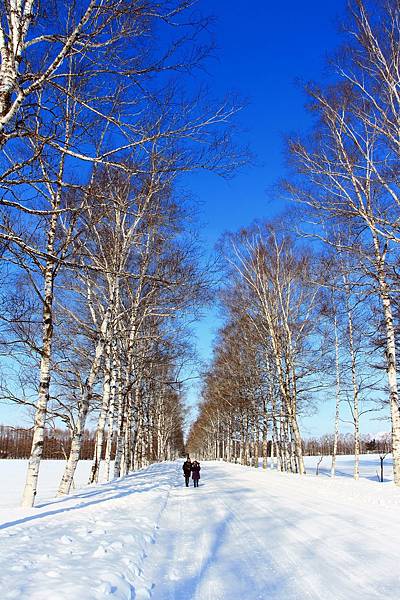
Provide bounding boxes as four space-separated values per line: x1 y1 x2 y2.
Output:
93 544 108 558
97 573 134 598
168 569 181 582
59 535 74 545
94 520 113 527
9 564 29 572
92 528 108 536
121 557 142 576
135 586 153 599
45 570 61 578
96 582 113 596
74 526 92 536
109 541 124 551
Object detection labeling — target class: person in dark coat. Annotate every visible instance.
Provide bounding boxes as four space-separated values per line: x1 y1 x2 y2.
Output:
191 460 201 487
182 458 192 487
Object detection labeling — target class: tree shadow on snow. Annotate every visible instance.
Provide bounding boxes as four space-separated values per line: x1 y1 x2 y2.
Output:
150 485 284 600
0 463 177 531
311 465 392 483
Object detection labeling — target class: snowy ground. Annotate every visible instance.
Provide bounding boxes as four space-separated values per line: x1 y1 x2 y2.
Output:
1 457 400 599
304 453 393 482
0 459 104 509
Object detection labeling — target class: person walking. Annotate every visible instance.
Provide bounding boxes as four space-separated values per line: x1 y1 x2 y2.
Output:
182 457 192 487
191 460 201 488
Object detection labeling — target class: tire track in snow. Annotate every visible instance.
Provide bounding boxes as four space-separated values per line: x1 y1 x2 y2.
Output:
133 463 182 600
136 468 241 600
212 492 318 600
215 467 391 599
134 463 218 600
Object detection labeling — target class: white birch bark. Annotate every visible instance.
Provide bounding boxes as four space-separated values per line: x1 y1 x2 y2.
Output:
113 376 126 479
372 235 400 485
21 212 57 507
343 272 360 480
331 313 341 478
57 311 110 496
262 404 268 469
89 342 112 485
104 346 118 482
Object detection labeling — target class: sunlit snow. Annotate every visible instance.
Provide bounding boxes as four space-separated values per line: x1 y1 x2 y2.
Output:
0 457 399 599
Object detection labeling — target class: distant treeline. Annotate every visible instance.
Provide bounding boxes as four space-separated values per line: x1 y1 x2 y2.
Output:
303 434 391 457
1 425 391 461
0 426 98 460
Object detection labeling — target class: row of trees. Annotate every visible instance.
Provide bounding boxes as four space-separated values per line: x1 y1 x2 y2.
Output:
187 220 391 476
188 0 400 484
0 425 97 459
303 434 392 457
2 427 389 461
0 0 242 505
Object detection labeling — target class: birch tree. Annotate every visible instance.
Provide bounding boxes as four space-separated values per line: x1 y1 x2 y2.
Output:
287 19 400 481
0 0 244 505
189 221 326 472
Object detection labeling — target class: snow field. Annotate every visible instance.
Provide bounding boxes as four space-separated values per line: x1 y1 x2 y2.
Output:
302 453 394 482
0 453 393 511
1 456 400 599
0 463 175 600
0 459 110 509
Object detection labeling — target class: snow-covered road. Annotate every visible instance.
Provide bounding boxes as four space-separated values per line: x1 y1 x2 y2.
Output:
1 460 400 599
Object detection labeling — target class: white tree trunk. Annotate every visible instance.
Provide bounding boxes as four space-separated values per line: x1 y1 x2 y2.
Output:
89 343 112 484
21 213 57 507
343 274 360 481
331 313 341 477
262 406 268 470
373 236 400 485
104 348 118 482
57 315 109 495
57 414 87 497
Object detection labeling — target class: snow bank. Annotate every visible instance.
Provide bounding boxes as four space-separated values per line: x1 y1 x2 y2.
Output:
0 462 178 600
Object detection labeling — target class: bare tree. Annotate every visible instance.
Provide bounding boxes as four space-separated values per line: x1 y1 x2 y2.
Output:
287 7 400 480
0 0 245 505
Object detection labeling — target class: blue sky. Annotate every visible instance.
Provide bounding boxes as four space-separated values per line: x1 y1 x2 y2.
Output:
183 0 390 437
188 0 346 247
0 1 389 436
